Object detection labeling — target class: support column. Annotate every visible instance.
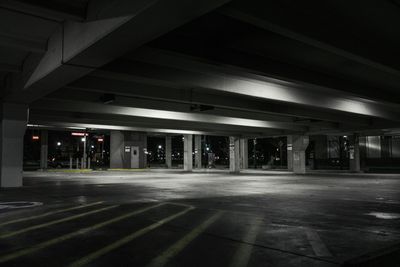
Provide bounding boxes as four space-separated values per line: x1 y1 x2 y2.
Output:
183 134 193 171
0 103 27 187
40 130 48 170
110 131 147 169
82 135 87 169
290 135 309 174
165 135 172 168
229 136 240 173
194 135 202 169
287 136 293 171
349 134 361 172
239 137 248 169
110 131 124 169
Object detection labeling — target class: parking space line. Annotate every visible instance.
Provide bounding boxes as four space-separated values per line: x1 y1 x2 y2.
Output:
68 205 195 267
0 205 118 239
0 201 104 227
306 228 332 257
147 211 223 267
0 203 165 264
230 219 262 267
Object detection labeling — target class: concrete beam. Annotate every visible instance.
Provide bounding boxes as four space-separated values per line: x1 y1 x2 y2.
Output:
0 63 20 73
11 0 231 103
102 49 400 121
32 98 306 131
219 4 400 79
0 0 85 21
69 75 372 127
0 33 47 53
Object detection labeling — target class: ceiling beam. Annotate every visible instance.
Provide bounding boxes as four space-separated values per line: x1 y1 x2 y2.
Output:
0 33 47 53
6 0 231 104
31 98 306 132
97 49 400 121
0 63 20 73
68 75 372 127
29 111 286 137
219 5 400 79
0 0 85 21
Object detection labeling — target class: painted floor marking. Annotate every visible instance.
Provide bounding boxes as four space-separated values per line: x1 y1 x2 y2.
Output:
147 211 223 267
0 204 118 239
0 203 165 264
68 205 195 267
230 219 263 267
0 201 104 227
306 228 332 257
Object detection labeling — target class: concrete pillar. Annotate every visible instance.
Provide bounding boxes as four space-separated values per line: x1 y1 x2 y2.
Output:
82 135 87 169
239 137 248 169
183 134 193 171
287 136 293 171
110 131 147 169
0 103 27 187
194 135 202 169
229 136 240 173
40 130 48 170
165 135 172 168
349 134 361 172
290 135 309 174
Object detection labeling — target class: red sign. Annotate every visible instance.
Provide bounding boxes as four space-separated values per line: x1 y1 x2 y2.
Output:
71 132 88 137
32 136 39 140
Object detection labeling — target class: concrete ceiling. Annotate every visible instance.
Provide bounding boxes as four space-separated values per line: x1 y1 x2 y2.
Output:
2 0 400 137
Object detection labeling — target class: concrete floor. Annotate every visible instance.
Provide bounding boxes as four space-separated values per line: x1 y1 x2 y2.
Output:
0 170 399 266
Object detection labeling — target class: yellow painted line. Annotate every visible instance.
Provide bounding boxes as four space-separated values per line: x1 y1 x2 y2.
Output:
147 211 223 267
0 205 118 239
0 203 165 264
0 202 104 227
230 219 263 267
69 205 195 267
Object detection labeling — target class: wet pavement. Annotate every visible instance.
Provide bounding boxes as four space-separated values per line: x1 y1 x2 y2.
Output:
0 170 399 266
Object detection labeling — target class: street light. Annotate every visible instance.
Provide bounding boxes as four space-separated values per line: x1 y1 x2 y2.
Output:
56 142 61 146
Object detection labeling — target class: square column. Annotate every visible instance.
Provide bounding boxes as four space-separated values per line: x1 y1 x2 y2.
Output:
194 135 202 169
110 131 147 169
229 136 240 173
287 136 293 171
165 135 172 168
183 134 193 171
239 137 248 169
290 135 309 174
0 103 27 187
40 130 48 170
349 134 361 172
